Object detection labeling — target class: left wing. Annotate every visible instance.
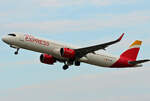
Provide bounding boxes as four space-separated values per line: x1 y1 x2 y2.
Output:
74 33 125 59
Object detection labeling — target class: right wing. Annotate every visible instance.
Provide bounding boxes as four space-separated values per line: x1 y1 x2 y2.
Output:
74 33 125 59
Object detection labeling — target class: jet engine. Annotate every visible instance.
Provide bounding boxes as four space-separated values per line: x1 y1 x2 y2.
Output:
60 48 75 59
40 54 56 64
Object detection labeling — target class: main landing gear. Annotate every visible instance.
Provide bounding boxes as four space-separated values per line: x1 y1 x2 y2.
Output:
62 60 73 70
75 61 80 66
62 61 70 70
63 65 69 70
62 60 80 70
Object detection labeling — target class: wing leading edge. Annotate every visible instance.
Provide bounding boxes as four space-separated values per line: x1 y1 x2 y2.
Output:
75 33 125 59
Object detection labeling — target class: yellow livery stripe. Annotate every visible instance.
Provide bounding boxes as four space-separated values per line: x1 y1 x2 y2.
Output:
129 40 142 48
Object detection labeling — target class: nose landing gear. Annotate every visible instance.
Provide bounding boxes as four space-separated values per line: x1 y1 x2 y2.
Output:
10 45 20 55
14 48 19 55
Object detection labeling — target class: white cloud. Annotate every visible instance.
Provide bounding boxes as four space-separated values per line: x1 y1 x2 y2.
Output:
1 11 150 34
1 67 150 101
88 0 138 6
36 0 139 8
37 0 64 7
0 59 40 67
0 12 9 17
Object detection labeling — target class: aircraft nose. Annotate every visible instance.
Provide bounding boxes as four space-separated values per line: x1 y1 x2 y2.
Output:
2 36 8 43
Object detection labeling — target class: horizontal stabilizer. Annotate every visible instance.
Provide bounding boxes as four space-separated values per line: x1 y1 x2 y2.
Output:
129 59 150 65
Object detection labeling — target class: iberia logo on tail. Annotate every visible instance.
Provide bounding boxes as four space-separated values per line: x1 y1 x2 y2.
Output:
121 40 142 61
112 40 143 67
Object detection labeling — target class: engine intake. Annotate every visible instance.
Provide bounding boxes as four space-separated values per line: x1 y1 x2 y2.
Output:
60 48 75 59
40 54 56 65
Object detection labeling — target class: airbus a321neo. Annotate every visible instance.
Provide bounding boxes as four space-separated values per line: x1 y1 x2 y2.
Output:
2 33 150 70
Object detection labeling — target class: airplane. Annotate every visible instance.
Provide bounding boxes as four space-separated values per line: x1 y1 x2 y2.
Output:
2 32 150 70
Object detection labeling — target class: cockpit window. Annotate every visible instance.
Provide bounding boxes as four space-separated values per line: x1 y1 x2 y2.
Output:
8 34 16 37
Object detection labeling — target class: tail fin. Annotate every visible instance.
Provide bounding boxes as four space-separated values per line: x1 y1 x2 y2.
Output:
120 40 142 61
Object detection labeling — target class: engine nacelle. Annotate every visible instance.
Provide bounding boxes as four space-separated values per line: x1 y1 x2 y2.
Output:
40 54 56 65
60 48 75 59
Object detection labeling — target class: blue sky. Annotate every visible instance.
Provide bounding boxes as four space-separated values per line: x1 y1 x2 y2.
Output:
0 0 150 101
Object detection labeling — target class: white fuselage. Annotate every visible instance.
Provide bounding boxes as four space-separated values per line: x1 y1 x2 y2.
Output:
2 33 120 67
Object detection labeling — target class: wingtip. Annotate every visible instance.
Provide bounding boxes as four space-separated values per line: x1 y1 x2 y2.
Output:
118 33 125 41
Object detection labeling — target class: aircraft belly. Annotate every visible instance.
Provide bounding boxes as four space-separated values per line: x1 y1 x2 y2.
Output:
85 53 119 67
